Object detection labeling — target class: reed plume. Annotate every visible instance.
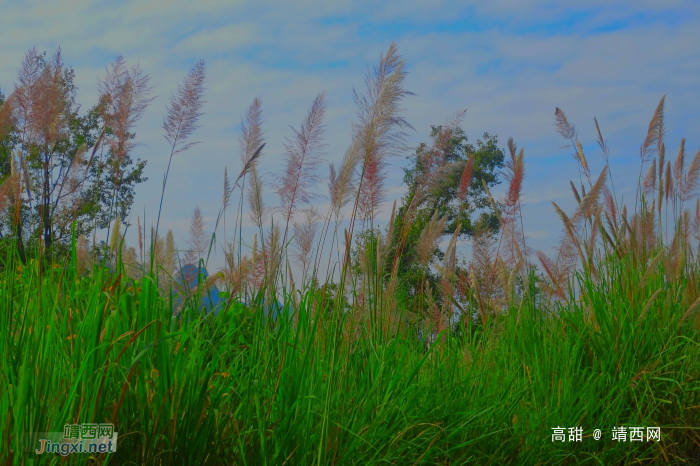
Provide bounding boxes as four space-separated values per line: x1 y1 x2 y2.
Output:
184 205 207 265
350 42 414 226
0 92 15 139
643 158 657 196
277 92 327 243
457 154 475 210
239 97 264 168
156 60 206 238
554 107 577 142
165 230 176 275
641 95 666 162
236 98 266 236
99 56 154 165
674 139 686 199
417 212 448 267
248 163 266 228
12 48 44 146
109 216 122 258
222 166 232 248
683 148 700 203
293 207 319 283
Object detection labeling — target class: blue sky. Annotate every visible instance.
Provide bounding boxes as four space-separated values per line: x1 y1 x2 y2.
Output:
1 0 699 272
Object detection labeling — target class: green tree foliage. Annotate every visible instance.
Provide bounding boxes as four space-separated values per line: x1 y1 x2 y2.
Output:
0 50 150 262
389 115 505 310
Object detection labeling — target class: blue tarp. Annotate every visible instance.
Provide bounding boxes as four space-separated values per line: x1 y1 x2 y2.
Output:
174 263 222 315
173 264 293 324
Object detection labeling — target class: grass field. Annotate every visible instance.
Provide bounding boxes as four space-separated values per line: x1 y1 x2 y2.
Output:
1 216 700 465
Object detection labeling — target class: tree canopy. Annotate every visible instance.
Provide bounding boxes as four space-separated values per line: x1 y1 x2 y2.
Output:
388 114 505 309
0 49 150 263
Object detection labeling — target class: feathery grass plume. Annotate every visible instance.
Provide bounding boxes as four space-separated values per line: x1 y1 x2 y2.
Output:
643 158 657 196
502 146 525 218
554 106 592 190
247 162 266 228
692 199 700 246
641 95 666 162
570 180 582 204
682 148 700 202
594 116 609 162
75 234 92 275
380 199 397 272
235 131 267 227
554 107 577 142
98 55 154 168
552 202 585 264
673 139 686 199
602 185 618 233
412 111 468 198
630 206 657 261
358 152 386 222
329 142 359 220
537 210 582 301
239 97 264 168
277 92 327 241
0 172 18 214
12 49 74 252
578 166 608 221
262 224 283 299
497 140 527 270
235 98 265 243
437 225 461 313
162 60 206 155
594 115 620 215
110 216 122 258
417 212 448 267
664 160 673 205
351 42 414 226
156 60 206 238
293 207 319 283
249 233 264 289
222 166 232 211
576 140 592 184
457 154 475 208
13 48 44 145
98 57 154 249
222 242 251 294
165 230 176 275
657 143 666 218
27 49 70 148
184 205 207 265
222 166 232 249
0 92 16 139
470 225 499 322
148 227 166 267
121 245 140 278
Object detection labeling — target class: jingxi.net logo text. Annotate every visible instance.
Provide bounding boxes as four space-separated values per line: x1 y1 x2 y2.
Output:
29 423 118 456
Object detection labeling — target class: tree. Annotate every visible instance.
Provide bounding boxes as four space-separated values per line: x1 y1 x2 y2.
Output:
388 114 505 310
0 49 151 263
